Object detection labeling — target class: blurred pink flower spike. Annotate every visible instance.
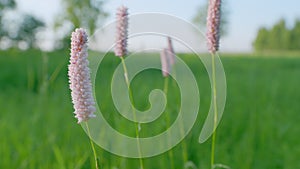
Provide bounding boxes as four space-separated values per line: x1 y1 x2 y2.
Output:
160 48 170 77
167 37 176 65
68 28 96 123
207 0 221 53
115 5 129 57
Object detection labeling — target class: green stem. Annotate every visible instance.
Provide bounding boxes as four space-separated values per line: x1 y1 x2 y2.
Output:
120 57 144 169
49 59 66 85
163 77 175 169
179 117 188 164
210 52 218 169
85 122 99 169
171 63 188 164
163 76 169 94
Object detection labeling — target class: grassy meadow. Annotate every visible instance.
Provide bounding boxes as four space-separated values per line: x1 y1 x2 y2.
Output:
0 49 300 169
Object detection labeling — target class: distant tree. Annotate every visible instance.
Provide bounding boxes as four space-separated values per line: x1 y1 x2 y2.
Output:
0 0 45 49
253 18 300 52
268 19 290 50
253 27 269 51
0 0 16 38
193 1 229 36
0 0 15 10
54 0 108 49
291 20 300 50
13 14 45 48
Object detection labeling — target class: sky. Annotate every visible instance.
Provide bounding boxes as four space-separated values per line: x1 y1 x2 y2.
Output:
15 0 300 52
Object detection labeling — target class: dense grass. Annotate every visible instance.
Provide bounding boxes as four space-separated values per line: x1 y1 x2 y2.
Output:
0 49 300 169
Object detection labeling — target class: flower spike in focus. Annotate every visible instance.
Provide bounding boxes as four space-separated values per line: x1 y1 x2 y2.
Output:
68 28 96 123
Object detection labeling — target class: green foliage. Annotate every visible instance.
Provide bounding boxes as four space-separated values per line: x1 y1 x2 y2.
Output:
269 19 290 50
54 0 107 49
254 19 300 51
253 28 269 51
1 50 300 168
0 0 16 37
0 0 45 49
13 14 45 48
0 0 15 10
193 1 229 36
291 20 300 49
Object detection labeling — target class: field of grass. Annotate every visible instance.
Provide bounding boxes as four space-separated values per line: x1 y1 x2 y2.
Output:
0 49 300 169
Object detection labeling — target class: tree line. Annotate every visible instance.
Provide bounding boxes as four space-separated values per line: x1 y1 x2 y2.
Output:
0 0 45 49
0 0 107 50
253 19 300 51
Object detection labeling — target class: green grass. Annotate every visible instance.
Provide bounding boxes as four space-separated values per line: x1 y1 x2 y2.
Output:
0 49 300 169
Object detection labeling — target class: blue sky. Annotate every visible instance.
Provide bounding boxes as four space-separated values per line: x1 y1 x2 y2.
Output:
16 0 300 52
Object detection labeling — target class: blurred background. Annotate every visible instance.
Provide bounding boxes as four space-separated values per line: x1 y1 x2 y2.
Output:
1 0 300 169
1 0 300 52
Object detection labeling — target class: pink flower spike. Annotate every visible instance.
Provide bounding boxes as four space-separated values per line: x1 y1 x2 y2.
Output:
207 0 221 53
160 48 170 77
167 37 176 65
115 5 129 57
68 28 96 123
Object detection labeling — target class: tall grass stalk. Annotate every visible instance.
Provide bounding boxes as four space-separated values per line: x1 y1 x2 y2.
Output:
85 122 100 169
49 59 67 85
174 67 189 165
206 0 221 165
210 52 218 169
163 76 175 169
120 57 144 169
170 62 188 165
40 53 49 93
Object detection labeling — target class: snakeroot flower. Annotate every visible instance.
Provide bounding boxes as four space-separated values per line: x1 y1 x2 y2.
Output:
167 37 176 65
68 28 96 123
207 0 221 53
115 5 129 57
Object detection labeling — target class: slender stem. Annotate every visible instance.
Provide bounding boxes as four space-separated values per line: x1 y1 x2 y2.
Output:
172 63 188 164
163 76 169 94
210 52 218 169
85 122 99 169
179 116 188 164
49 59 66 85
163 77 175 169
120 57 144 169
